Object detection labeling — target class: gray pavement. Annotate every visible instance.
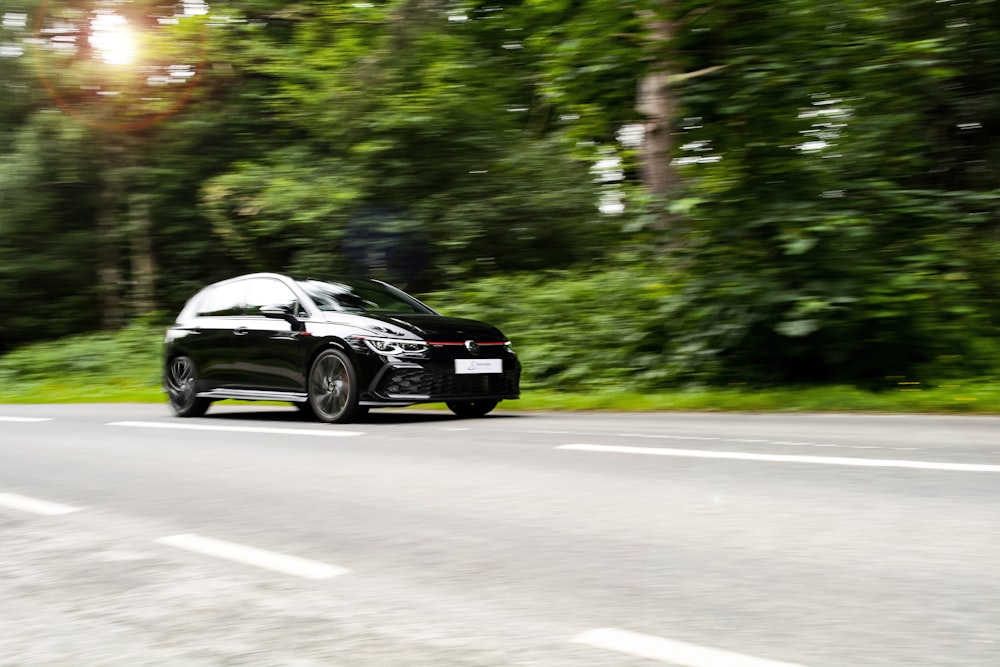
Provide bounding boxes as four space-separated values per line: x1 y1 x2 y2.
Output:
1 403 999 666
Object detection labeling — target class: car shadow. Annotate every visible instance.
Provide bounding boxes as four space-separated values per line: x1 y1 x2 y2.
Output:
362 410 523 425
201 405 525 424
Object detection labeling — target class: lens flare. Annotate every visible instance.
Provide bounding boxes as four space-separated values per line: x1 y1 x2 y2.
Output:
89 12 135 65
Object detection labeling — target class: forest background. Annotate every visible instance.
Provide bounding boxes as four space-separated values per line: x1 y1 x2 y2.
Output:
2 0 1000 410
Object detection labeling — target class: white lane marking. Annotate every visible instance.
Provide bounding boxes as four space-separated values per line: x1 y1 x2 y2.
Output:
559 444 1000 473
573 628 807 667
530 429 907 451
0 493 83 515
0 416 53 422
109 421 363 437
156 534 350 580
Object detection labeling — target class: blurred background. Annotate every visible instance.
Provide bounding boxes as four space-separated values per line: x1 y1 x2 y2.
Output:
2 0 1000 399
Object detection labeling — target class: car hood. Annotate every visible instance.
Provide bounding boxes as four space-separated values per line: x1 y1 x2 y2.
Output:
321 312 506 341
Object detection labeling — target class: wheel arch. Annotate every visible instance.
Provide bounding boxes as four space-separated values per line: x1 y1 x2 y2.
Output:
303 336 362 378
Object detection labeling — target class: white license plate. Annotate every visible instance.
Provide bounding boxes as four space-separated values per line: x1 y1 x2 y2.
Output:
455 359 503 374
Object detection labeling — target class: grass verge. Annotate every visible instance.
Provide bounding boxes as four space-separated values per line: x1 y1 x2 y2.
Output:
2 325 1000 414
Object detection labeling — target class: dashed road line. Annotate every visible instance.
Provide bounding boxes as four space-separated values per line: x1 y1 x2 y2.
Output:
0 416 53 422
559 444 1000 473
156 534 350 580
573 628 807 667
0 492 84 515
108 421 363 437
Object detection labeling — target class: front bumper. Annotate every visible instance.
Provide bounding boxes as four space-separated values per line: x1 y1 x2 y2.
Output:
365 358 521 402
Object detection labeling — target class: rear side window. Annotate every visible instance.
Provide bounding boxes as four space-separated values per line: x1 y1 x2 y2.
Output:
195 281 246 317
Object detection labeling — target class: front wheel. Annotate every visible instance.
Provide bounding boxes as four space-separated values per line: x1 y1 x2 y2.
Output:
446 400 499 418
307 349 362 423
165 355 210 418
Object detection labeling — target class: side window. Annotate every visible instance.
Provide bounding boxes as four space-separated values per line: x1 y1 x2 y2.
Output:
195 281 246 317
244 278 300 316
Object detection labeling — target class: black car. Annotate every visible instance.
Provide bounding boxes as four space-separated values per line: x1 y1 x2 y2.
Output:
163 273 520 423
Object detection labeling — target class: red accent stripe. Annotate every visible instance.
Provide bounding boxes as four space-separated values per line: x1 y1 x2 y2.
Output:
427 341 506 346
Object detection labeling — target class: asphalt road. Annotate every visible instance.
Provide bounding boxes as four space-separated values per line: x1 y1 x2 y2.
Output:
1 403 998 666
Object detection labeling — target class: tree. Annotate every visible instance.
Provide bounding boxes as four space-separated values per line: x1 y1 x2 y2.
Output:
198 0 605 289
660 0 1000 383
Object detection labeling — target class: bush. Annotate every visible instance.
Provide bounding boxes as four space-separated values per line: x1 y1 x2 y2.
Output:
426 262 677 391
0 323 163 389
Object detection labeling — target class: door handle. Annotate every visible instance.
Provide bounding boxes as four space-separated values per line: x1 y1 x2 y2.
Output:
233 327 249 336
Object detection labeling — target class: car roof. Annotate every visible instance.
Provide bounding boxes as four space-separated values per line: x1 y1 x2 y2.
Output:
210 273 382 285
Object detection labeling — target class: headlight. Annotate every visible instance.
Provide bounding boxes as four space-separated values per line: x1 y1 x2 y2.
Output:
355 336 429 357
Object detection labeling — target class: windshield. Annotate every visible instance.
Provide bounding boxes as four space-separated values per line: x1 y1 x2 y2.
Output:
296 279 434 315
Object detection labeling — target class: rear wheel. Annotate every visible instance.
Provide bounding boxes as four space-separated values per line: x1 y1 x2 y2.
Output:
307 349 362 423
165 356 210 418
446 400 499 418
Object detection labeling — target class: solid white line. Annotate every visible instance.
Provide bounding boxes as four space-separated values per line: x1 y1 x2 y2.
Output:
531 429 877 450
559 444 1000 473
109 421 363 437
0 416 53 422
0 493 83 515
573 628 807 667
156 534 350 580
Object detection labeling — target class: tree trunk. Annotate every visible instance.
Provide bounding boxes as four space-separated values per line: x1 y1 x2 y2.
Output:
638 69 677 198
97 165 123 330
129 193 156 317
637 4 679 229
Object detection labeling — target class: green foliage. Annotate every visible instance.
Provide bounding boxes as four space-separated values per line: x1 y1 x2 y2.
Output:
0 323 163 390
655 187 1000 384
196 0 606 289
0 113 103 353
4 322 1000 415
428 262 676 390
654 0 1000 385
2 0 1000 393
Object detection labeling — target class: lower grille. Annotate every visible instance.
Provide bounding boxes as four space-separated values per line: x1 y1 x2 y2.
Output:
378 366 519 399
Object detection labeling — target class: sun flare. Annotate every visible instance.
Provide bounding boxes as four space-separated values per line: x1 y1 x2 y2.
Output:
89 12 136 65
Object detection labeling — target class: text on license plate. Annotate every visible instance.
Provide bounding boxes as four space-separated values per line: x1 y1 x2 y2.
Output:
455 359 503 374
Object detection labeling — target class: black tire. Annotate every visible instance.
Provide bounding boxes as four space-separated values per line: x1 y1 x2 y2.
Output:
165 355 210 418
446 400 499 418
307 348 362 423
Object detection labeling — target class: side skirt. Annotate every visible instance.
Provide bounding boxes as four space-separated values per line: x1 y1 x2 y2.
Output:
196 389 309 403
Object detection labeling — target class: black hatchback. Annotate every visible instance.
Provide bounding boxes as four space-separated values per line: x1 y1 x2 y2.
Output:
163 273 520 423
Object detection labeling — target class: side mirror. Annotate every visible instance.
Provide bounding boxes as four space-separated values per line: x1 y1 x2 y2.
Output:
260 304 304 330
